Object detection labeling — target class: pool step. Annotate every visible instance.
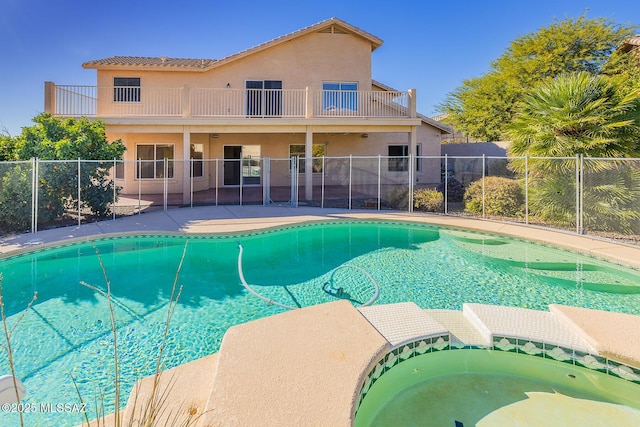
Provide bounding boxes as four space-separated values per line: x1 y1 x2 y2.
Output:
357 302 449 348
463 303 594 352
427 309 487 346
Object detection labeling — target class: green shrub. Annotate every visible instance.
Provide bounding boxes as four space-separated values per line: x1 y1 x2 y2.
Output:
464 177 524 217
413 188 444 212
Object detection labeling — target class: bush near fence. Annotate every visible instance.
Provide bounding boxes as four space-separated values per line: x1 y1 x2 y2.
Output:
464 176 525 217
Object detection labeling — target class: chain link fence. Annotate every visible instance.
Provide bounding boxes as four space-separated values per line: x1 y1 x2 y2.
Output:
1 156 638 244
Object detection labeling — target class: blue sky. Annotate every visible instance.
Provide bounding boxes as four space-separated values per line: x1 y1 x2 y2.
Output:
1 0 638 136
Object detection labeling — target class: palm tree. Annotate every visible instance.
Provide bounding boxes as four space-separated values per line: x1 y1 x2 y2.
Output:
508 72 640 233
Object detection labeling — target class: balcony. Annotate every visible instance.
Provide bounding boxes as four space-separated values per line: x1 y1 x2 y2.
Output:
45 83 416 120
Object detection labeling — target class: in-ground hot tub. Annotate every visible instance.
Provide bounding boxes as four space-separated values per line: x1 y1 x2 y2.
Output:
354 349 640 426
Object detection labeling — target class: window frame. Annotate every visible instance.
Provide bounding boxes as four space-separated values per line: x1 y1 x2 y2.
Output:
289 144 326 174
245 80 283 117
322 82 358 112
387 144 422 172
113 77 141 103
388 144 409 172
136 143 175 179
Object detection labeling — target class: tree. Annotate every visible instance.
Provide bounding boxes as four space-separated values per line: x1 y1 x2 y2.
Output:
439 15 635 141
510 72 640 158
0 114 125 232
508 72 640 232
0 132 16 161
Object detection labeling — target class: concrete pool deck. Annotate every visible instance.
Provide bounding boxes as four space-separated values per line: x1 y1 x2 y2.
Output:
1 206 640 426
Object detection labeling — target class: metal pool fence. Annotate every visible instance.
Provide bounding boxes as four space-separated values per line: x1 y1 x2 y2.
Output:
0 156 638 244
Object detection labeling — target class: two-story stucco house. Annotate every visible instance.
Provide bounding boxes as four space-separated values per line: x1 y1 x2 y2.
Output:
44 18 450 206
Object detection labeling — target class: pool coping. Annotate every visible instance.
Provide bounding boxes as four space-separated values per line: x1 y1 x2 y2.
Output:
2 206 639 426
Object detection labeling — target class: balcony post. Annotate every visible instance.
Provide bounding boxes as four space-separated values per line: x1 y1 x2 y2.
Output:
182 84 191 117
408 88 417 118
44 81 56 114
305 87 313 118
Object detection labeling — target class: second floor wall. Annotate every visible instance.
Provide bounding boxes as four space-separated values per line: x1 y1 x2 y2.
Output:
47 19 416 120
95 29 374 92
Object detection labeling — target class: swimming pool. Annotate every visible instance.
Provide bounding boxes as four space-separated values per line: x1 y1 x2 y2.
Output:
354 349 640 426
1 220 639 426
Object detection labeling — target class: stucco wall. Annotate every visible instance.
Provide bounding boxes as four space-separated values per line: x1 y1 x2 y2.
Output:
109 122 442 194
96 31 372 93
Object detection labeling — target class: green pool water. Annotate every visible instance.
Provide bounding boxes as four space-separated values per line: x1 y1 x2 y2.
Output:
354 350 640 427
1 220 639 426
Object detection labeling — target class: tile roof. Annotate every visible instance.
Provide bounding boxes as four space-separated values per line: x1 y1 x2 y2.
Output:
83 56 217 70
618 35 640 54
626 35 640 46
83 18 383 71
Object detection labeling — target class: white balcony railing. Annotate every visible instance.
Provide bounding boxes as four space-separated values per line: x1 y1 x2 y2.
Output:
46 83 413 119
313 90 409 117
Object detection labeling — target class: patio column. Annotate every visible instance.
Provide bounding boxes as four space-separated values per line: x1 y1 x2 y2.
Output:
305 127 313 201
409 125 417 160
183 127 191 204
408 88 417 118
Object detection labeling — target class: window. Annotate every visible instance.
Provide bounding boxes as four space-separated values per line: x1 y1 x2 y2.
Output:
190 144 204 178
114 77 140 102
322 82 358 111
242 145 261 185
388 144 422 172
136 144 174 179
388 145 409 172
246 80 282 116
290 144 326 173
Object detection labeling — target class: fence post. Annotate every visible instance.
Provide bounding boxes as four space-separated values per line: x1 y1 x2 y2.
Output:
113 158 117 220
215 159 219 206
575 154 580 234
31 158 36 233
348 155 352 210
377 155 381 211
290 156 297 207
579 154 584 234
408 155 414 213
263 157 270 206
321 156 325 209
482 154 486 219
444 154 448 215
137 159 142 215
77 158 81 227
525 155 529 225
163 158 168 212
239 158 243 206
190 159 194 208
